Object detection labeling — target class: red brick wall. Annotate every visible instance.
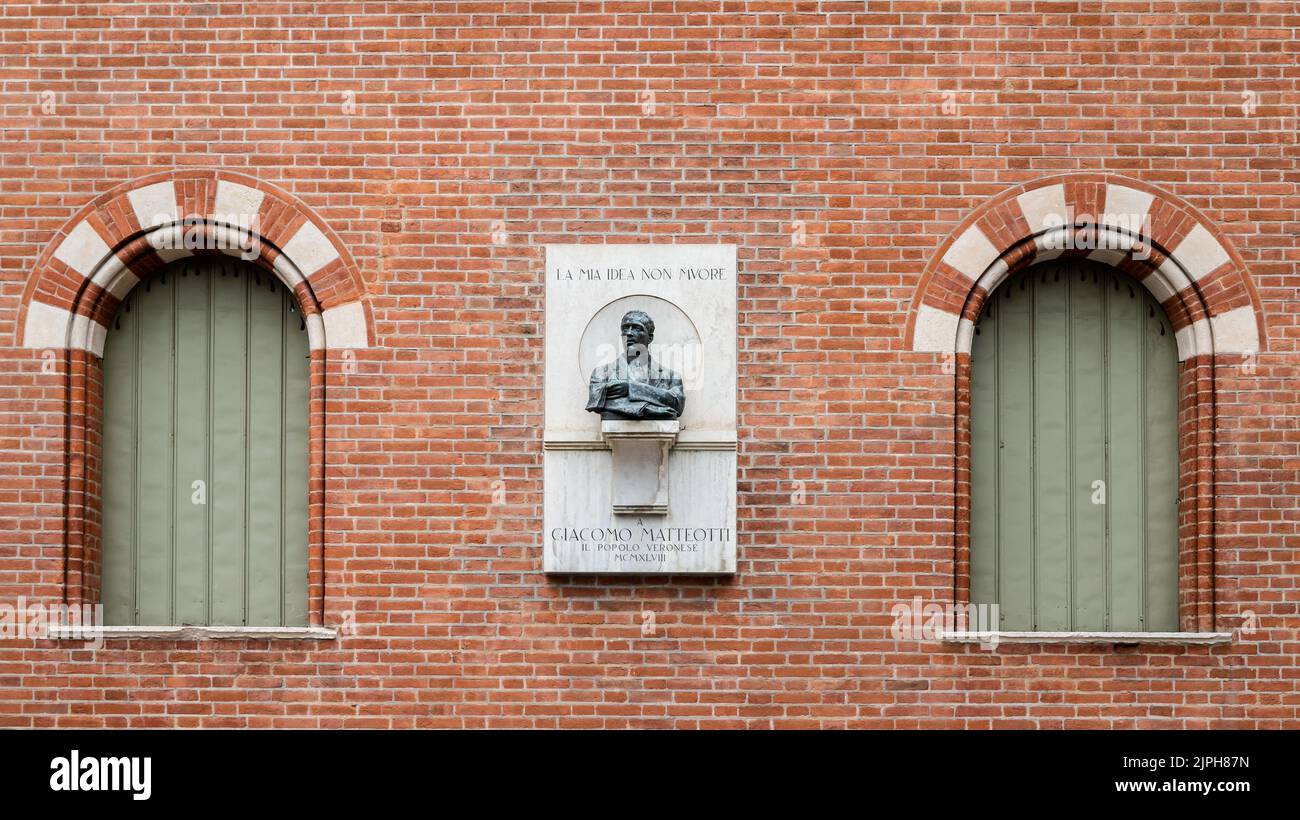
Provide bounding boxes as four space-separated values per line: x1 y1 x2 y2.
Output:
1 2 1297 728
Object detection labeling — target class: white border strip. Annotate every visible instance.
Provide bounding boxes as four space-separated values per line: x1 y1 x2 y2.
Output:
941 631 1232 645
48 625 337 641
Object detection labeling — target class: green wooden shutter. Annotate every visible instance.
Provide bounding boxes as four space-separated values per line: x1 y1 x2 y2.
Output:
102 258 310 626
970 259 1179 632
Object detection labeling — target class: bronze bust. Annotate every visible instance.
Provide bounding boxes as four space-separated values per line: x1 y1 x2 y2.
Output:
585 310 685 421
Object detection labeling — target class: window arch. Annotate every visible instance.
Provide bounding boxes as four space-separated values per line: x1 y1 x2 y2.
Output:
101 258 310 626
909 174 1267 635
18 170 372 633
969 259 1178 631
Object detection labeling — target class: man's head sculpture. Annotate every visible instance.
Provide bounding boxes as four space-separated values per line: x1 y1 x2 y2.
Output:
622 310 654 337
585 309 685 421
620 310 654 360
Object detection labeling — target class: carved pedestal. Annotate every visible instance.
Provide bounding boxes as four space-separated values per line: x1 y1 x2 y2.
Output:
601 420 678 514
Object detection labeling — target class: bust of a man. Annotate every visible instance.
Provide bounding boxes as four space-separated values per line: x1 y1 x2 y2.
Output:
585 310 685 421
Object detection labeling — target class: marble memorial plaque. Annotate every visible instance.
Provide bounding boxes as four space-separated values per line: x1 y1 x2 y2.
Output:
544 244 737 573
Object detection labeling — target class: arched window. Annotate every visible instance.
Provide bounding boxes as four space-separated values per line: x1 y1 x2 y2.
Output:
100 258 310 627
969 258 1178 632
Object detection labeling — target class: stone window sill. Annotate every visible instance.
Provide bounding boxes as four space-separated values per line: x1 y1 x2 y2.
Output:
48 625 337 641
940 631 1233 646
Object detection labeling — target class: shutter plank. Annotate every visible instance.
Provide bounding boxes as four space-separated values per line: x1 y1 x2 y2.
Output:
1032 268 1072 630
172 263 211 625
1068 264 1107 630
209 265 249 624
1106 274 1145 630
133 276 175 625
1144 300 1180 630
101 299 138 625
245 275 285 625
970 300 1000 609
281 293 311 627
996 281 1035 630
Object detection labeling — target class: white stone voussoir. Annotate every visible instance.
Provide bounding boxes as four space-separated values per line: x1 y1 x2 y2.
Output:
1016 184 1069 233
1172 223 1230 282
321 301 368 349
1101 184 1155 231
1209 305 1259 355
281 220 340 279
913 303 961 353
1174 318 1212 362
53 220 112 279
70 313 108 357
22 301 73 349
941 224 1000 282
213 180 266 222
126 181 178 230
